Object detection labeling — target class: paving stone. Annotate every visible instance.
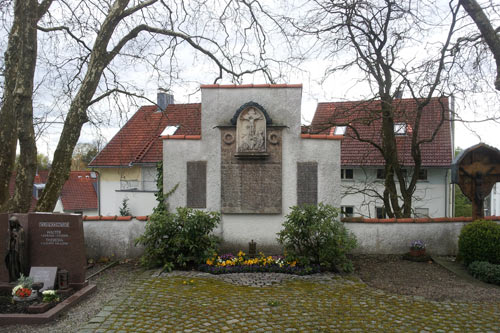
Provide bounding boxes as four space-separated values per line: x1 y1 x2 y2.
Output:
81 270 500 331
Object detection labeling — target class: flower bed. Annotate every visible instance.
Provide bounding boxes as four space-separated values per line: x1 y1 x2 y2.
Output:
198 251 321 275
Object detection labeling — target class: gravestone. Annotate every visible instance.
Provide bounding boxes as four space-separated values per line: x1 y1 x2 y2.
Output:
452 143 500 220
220 102 283 214
0 213 87 290
29 266 57 292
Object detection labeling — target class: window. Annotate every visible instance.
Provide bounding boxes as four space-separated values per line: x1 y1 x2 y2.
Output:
376 169 385 179
394 123 407 135
161 125 179 136
417 169 428 180
376 207 386 219
341 206 354 218
414 208 429 218
341 168 354 179
334 126 346 135
33 184 45 199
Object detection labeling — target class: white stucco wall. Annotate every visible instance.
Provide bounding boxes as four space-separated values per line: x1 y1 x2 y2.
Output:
341 167 452 218
163 86 341 252
81 217 500 258
83 219 146 259
97 168 157 216
346 221 500 255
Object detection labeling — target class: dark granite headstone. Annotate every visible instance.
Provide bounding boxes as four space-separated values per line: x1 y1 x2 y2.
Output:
0 213 8 283
29 266 57 291
297 162 318 206
220 127 283 214
187 161 207 208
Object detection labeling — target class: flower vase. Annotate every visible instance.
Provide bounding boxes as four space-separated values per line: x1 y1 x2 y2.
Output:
409 249 426 257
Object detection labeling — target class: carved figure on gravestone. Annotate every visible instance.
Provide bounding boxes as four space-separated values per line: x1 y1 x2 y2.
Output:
237 107 266 153
4 216 27 282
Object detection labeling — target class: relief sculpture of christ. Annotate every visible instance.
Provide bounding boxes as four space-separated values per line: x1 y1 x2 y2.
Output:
236 107 266 153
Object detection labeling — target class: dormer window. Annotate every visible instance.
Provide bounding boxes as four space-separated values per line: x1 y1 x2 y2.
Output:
394 123 407 135
334 126 346 135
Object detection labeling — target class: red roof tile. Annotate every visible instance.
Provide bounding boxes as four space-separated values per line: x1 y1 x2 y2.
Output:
59 171 98 211
310 97 452 167
89 103 201 166
9 170 97 212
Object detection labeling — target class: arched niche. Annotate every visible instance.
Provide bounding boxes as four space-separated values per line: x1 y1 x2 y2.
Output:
235 104 269 157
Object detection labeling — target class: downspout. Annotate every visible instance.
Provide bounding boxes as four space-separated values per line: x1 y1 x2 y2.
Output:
444 169 448 217
93 170 100 216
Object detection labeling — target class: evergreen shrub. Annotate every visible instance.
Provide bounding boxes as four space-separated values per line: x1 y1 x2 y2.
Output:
458 220 500 265
468 261 500 286
277 203 357 272
135 207 220 270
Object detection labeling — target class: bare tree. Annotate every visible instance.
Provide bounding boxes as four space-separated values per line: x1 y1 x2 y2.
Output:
288 0 460 217
460 0 500 91
0 0 279 212
0 0 53 212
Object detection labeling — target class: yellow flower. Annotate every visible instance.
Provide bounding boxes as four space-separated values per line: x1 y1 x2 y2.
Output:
206 259 213 265
290 261 296 267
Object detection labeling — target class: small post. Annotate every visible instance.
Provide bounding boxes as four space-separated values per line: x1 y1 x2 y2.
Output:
248 240 257 258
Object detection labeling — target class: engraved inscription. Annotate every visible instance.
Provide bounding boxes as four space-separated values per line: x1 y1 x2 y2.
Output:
297 162 318 206
221 127 282 214
39 223 70 246
236 107 266 153
187 161 207 208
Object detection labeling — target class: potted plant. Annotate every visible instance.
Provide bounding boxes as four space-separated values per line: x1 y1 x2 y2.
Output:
409 240 426 257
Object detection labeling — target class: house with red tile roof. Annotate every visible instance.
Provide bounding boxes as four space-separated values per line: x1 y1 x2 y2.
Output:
309 97 454 218
53 171 98 215
9 170 98 214
89 94 201 216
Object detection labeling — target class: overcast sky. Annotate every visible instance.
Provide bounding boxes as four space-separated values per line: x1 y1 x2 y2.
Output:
26 0 500 159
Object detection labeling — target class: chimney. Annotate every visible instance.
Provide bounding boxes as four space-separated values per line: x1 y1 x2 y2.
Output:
157 92 174 111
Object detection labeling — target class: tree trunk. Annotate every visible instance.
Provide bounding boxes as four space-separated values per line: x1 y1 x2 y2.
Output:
9 0 39 213
0 1 24 209
460 0 500 91
36 0 130 211
0 0 44 213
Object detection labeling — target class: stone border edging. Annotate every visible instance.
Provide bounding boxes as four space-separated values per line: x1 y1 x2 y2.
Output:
0 284 97 325
342 216 500 223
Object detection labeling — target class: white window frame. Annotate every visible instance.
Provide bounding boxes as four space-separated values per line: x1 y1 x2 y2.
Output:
394 123 407 135
334 126 347 135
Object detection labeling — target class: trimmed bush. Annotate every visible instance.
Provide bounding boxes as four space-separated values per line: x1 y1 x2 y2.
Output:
468 261 500 286
277 203 357 272
458 220 500 265
135 207 220 270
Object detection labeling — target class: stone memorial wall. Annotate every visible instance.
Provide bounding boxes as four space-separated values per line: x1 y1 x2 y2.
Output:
221 127 283 214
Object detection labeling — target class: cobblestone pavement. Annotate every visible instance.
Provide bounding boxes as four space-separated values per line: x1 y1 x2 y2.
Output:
79 270 500 332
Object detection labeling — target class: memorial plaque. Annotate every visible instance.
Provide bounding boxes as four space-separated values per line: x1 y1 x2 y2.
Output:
28 213 87 290
187 161 207 208
221 127 282 214
29 266 57 291
297 162 318 206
